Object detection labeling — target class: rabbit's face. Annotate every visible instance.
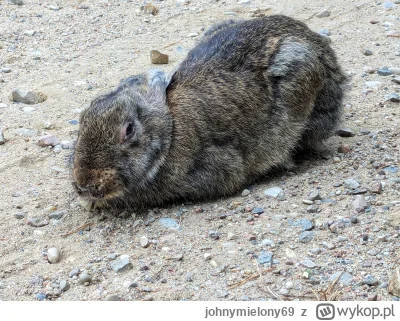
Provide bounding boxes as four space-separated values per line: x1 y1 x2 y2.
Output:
72 74 172 203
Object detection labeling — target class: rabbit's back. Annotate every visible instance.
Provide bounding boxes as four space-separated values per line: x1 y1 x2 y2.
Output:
163 15 345 199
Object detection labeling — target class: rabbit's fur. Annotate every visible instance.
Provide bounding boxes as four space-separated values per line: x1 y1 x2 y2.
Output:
72 15 346 209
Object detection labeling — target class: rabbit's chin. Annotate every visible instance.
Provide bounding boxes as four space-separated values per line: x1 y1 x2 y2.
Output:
77 190 124 212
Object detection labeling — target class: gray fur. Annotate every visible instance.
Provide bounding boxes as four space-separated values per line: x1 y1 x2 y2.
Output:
72 15 346 209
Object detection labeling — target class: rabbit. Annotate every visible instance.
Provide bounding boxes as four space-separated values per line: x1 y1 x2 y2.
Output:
72 15 346 210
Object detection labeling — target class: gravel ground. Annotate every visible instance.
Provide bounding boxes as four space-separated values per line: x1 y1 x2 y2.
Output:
0 0 399 301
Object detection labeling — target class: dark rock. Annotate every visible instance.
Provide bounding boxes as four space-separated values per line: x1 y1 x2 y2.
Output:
150 50 168 64
336 128 355 137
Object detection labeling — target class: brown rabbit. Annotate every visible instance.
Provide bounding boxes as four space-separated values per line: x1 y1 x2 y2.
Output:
72 15 346 210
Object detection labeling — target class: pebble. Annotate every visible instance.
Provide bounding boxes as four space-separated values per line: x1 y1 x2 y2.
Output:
388 267 400 297
368 293 378 301
263 187 284 198
110 255 133 273
252 207 264 214
1 67 11 73
227 232 236 240
0 103 8 108
261 239 274 247
150 50 168 64
363 48 373 56
27 218 49 227
336 128 355 137
0 130 5 145
316 9 330 18
78 271 92 284
14 128 37 137
302 199 314 205
292 219 314 231
143 3 158 15
300 259 317 268
140 236 150 248
364 275 379 286
47 4 60 11
392 76 400 84
37 134 60 147
24 30 35 36
49 210 66 220
105 294 120 301
299 231 314 243
308 190 322 201
204 253 212 261
22 106 36 113
383 1 396 10
388 93 399 102
188 33 199 38
241 189 251 196
59 280 70 291
47 247 60 264
388 67 400 75
209 231 220 240
8 0 24 5
306 205 318 213
365 81 382 88
68 119 78 125
337 143 350 153
158 218 180 230
371 182 382 194
377 67 391 76
329 272 353 286
14 212 25 219
344 178 360 189
319 29 331 36
11 89 47 104
35 293 46 300
257 251 273 265
352 195 368 212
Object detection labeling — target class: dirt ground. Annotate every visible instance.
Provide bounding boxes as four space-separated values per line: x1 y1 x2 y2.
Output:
0 0 399 301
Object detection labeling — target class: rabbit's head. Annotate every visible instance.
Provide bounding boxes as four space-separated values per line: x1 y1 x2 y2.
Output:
72 71 172 203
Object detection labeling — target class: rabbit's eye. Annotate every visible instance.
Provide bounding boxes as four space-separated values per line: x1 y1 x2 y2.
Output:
123 122 135 141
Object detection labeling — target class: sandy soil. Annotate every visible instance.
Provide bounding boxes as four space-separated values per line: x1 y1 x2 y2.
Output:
0 0 399 301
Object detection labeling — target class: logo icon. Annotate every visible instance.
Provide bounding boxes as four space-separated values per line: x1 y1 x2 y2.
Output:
316 304 335 320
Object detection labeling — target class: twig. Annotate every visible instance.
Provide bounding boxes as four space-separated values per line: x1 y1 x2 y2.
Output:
161 39 182 49
61 222 91 237
387 35 400 38
228 267 273 289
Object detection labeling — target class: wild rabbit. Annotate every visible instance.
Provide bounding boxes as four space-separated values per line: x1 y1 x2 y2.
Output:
72 15 346 209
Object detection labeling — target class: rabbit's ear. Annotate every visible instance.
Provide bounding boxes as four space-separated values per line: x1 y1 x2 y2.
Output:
117 75 147 92
147 69 171 102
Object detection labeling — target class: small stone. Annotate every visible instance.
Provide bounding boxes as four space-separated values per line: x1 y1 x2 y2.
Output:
263 187 284 198
35 293 46 300
143 3 158 15
110 255 133 273
383 1 396 10
78 271 92 284
261 239 274 247
344 179 360 189
224 11 238 16
377 67 391 76
150 50 168 64
209 231 220 240
299 231 314 243
365 81 382 88
24 30 35 36
329 272 353 286
47 247 60 263
11 89 47 104
241 189 251 196
37 135 60 147
210 260 218 268
158 218 180 230
105 294 120 301
363 49 373 56
310 248 321 255
188 32 199 38
292 219 314 231
368 293 378 301
336 128 355 137
306 205 318 213
140 236 150 248
8 0 24 5
27 218 49 227
371 182 382 194
42 121 55 130
352 195 368 212
14 212 25 219
47 4 60 10
364 275 379 286
388 67 400 75
332 157 340 163
69 269 79 278
258 251 273 265
1 67 11 73
204 253 212 261
252 207 264 214
227 232 236 240
388 93 400 103
0 103 8 108
319 29 331 36
0 130 5 145
22 106 36 113
300 259 317 268
59 280 70 291
337 143 350 153
392 76 400 84
302 199 314 205
49 210 66 220
388 267 400 297
68 119 79 125
308 190 322 201
316 9 330 18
